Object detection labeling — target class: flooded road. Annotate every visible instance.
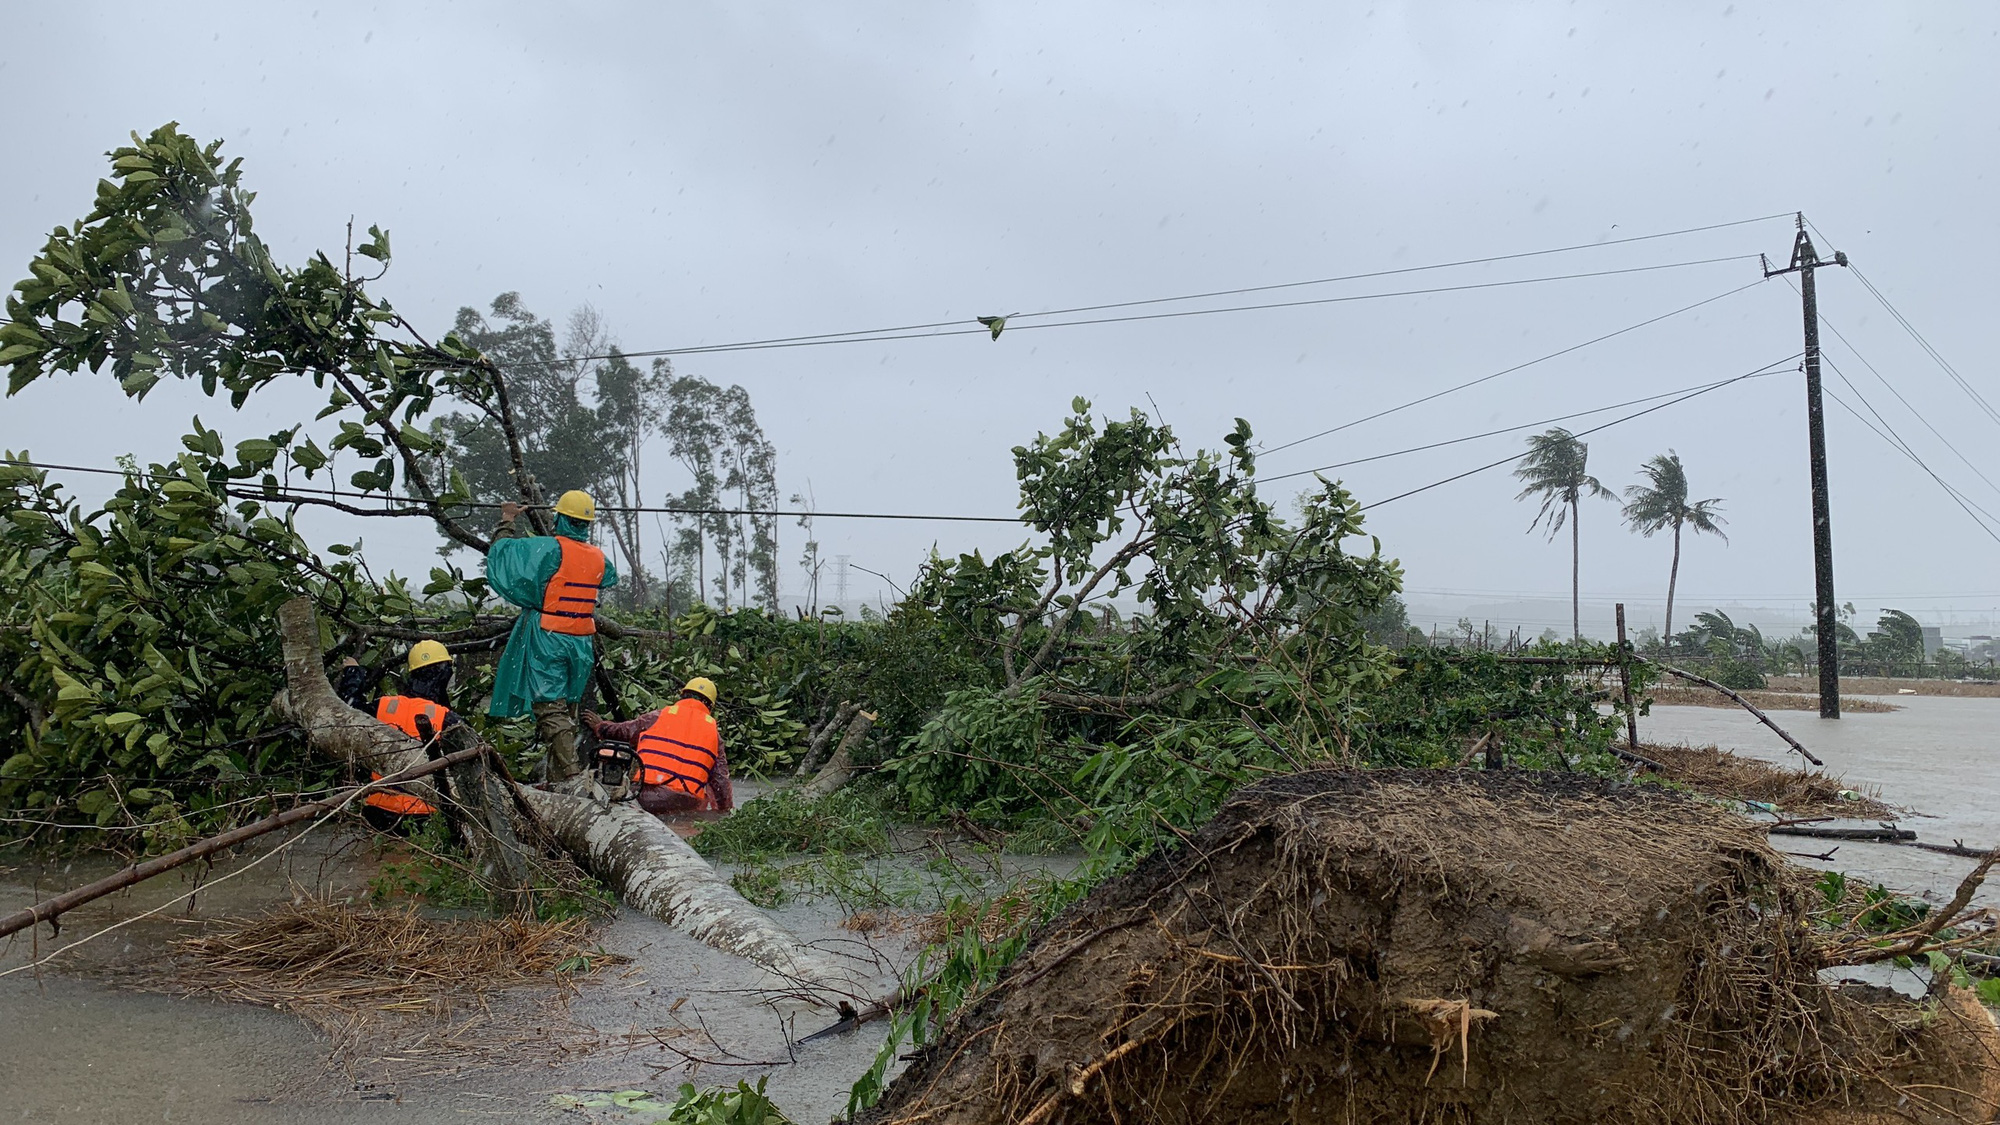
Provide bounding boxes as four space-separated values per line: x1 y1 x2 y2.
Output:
1643 692 2000 910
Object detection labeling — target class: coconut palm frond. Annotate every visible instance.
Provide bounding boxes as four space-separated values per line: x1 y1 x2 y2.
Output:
1514 428 1608 540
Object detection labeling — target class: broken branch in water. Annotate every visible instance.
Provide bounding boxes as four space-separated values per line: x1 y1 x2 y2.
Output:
1820 848 2000 967
1646 662 1825 767
1770 824 1915 842
0 743 490 941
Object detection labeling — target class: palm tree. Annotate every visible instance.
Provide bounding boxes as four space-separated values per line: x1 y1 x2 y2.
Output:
1621 451 1726 655
1514 428 1615 641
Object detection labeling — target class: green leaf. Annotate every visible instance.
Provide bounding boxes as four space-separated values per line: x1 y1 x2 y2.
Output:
235 438 279 466
357 224 391 262
120 369 162 397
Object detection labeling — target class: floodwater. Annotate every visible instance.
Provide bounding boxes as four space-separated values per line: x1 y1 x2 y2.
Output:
2 700 1993 1122
1642 693 2000 911
0 809 918 1124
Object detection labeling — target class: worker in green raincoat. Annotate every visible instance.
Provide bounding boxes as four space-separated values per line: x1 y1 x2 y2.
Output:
485 489 618 783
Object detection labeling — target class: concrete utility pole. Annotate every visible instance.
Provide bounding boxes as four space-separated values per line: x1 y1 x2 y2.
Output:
1762 214 1848 718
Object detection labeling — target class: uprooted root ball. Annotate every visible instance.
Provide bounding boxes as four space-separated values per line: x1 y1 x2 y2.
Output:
862 770 2000 1125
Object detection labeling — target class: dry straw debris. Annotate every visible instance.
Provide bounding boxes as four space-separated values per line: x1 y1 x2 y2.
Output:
861 770 2000 1125
1647 742 1895 818
122 898 625 1067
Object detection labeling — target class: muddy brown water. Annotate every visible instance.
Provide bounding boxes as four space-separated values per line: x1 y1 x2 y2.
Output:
2 700 1993 1123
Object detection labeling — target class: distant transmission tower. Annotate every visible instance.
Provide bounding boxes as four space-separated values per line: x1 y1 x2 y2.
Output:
833 555 851 610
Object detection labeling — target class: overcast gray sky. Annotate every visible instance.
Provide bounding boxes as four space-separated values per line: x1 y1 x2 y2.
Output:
5 2 1997 638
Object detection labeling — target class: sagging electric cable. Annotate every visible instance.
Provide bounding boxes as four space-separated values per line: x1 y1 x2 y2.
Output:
1799 217 2000 430
500 254 1762 364
1817 358 2000 542
1778 274 2000 504
485 213 1791 369
0 353 1801 527
1259 276 1773 458
1260 357 1799 485
1357 356 1798 511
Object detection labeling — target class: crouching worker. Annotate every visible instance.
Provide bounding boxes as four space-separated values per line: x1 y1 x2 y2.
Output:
583 677 734 815
335 640 462 832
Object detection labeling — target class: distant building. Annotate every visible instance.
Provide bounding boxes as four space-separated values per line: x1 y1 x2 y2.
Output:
1921 625 1942 659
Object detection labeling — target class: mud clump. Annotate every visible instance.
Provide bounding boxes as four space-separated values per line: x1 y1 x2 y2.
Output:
864 770 1999 1125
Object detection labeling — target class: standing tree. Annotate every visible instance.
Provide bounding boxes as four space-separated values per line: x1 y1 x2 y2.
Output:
1513 428 1614 641
592 349 672 606
662 373 779 611
1863 608 1925 667
426 297 674 606
1620 450 1727 655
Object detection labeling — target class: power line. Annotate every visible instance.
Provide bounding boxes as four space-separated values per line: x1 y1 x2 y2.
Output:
1261 361 1795 484
537 254 1762 364
1400 585 2000 602
502 214 1790 366
4 357 1790 526
0 457 1026 524
1799 218 2000 431
1016 213 1791 319
1259 277 1773 459
1849 265 2000 429
1358 357 1791 511
246 490 1031 525
1818 367 2000 544
1815 358 2000 530
1808 301 2000 503
1824 385 2000 545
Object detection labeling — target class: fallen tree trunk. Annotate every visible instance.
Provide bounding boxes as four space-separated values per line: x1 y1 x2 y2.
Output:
275 597 871 1007
517 788 871 1004
1648 662 1825 767
276 599 531 890
0 744 489 940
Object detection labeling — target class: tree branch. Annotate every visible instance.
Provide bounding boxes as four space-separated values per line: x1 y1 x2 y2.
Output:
1037 680 1194 713
476 356 553 536
0 680 46 738
1018 531 1156 686
321 364 492 553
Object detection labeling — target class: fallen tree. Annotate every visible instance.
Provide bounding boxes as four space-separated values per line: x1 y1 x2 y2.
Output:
274 597 871 1005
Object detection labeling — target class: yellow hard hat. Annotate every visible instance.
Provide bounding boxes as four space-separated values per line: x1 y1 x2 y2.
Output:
407 640 452 671
554 490 597 521
682 677 717 704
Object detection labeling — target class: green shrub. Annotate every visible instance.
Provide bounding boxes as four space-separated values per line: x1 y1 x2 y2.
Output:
884 687 1071 826
692 784 892 862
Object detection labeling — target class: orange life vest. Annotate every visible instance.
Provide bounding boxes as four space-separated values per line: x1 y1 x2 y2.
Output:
366 695 450 817
635 699 720 798
539 537 606 635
